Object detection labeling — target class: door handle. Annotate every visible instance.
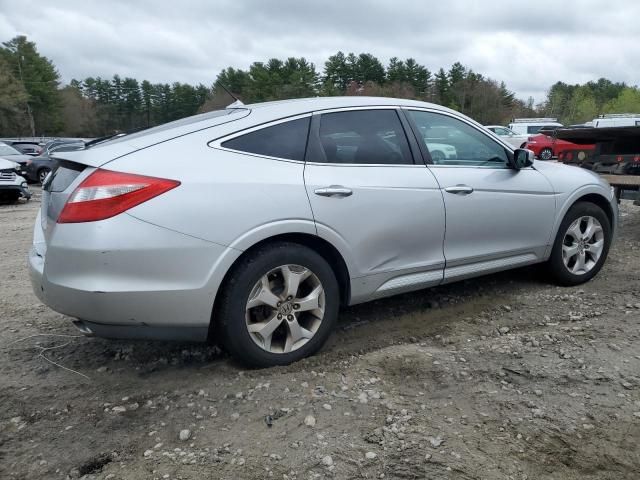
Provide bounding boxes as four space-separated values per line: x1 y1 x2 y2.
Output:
314 186 353 197
444 185 474 195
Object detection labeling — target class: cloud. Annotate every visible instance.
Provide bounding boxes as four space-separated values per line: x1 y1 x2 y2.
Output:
0 0 638 103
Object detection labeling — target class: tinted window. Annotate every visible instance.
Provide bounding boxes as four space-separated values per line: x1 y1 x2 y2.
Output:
222 117 310 161
318 110 413 165
409 111 508 167
527 125 543 134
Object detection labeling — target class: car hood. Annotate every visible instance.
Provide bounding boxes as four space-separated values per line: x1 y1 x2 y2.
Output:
0 158 19 170
0 154 32 164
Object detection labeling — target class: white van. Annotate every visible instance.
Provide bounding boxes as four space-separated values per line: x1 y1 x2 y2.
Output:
593 114 640 128
508 118 563 135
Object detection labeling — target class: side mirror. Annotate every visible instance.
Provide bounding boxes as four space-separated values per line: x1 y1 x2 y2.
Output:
512 148 535 169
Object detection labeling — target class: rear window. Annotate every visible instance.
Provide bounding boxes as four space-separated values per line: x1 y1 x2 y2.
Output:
0 144 21 156
222 117 310 161
527 126 543 134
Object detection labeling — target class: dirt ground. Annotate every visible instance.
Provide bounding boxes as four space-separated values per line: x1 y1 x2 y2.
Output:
1 187 639 480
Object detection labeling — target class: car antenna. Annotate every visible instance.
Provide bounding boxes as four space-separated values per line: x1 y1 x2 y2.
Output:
216 81 244 108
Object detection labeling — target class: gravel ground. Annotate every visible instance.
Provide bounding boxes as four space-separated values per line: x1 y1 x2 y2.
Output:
1 187 639 480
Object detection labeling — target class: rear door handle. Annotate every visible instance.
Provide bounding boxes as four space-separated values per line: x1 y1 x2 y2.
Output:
314 186 353 197
444 185 474 195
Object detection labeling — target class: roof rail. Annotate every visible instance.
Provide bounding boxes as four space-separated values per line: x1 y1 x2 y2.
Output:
511 117 558 123
597 113 640 118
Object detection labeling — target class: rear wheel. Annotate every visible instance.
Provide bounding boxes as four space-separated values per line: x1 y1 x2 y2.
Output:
216 242 339 367
539 148 553 160
546 202 611 286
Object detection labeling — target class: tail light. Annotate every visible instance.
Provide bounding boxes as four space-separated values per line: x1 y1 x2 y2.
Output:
634 156 640 163
566 152 573 160
58 169 180 223
558 152 565 160
617 156 624 163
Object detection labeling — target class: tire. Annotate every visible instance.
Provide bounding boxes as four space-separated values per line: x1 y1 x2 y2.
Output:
0 191 20 203
216 242 339 367
38 167 51 184
539 148 553 160
546 202 611 286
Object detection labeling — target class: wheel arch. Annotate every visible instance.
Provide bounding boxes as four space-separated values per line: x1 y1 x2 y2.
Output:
208 232 352 341
545 188 616 259
573 193 615 229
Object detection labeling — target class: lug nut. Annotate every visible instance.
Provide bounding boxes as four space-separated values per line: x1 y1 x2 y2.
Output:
277 314 282 319
277 301 282 307
293 304 300 310
287 315 293 321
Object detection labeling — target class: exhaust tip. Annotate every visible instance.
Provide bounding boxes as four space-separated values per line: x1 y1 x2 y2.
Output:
73 320 94 336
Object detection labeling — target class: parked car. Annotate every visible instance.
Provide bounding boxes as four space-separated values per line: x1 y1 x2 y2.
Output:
29 97 617 367
508 118 563 135
6 141 43 156
22 155 57 184
0 158 31 202
524 133 595 160
43 139 85 155
484 125 528 149
0 142 34 175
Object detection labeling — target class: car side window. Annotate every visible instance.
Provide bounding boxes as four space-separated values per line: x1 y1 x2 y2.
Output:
495 127 512 136
408 111 509 167
317 110 413 165
222 117 310 161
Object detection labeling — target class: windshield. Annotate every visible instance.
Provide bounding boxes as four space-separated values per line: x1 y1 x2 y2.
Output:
0 144 21 156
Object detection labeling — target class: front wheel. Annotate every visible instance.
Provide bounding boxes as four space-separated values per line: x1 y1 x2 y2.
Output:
216 242 339 367
38 167 51 184
546 202 611 286
539 148 553 160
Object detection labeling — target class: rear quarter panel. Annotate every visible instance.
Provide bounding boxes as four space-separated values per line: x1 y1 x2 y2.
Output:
104 126 317 250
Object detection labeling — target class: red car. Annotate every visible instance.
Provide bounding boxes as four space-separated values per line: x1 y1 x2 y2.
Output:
524 134 595 160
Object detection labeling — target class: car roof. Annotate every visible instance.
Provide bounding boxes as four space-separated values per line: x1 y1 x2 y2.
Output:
243 96 456 116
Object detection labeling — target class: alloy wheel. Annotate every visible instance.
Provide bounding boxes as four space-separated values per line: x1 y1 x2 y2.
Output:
245 264 325 354
562 216 604 275
540 148 553 160
39 168 51 184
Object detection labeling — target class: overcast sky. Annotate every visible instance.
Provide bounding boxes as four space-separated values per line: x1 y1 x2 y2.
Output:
1 0 638 103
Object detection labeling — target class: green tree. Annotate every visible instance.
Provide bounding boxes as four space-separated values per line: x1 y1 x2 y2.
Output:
323 51 351 92
603 87 640 114
0 35 62 135
434 68 450 105
0 55 29 135
59 85 97 137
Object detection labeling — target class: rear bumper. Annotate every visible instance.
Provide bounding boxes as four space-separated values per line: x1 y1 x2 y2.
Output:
29 211 242 342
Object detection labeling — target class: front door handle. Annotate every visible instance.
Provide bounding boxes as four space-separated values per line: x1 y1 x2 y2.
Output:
444 185 474 195
314 186 353 197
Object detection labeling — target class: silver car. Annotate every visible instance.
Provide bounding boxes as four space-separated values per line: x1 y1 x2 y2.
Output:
29 97 617 367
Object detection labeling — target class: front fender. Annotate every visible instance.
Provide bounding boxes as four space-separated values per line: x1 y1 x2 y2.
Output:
544 183 617 258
